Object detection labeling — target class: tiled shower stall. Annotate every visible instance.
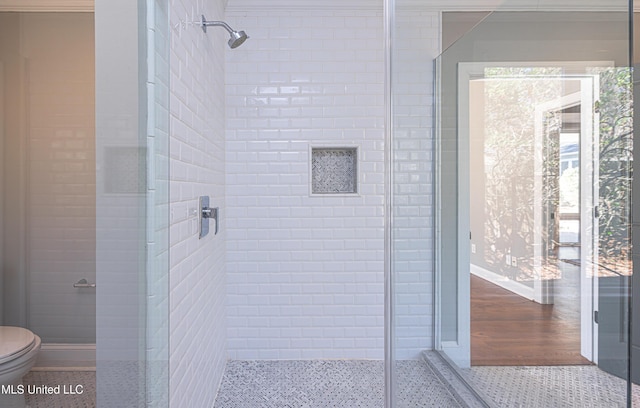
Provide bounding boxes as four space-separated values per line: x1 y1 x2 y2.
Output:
168 0 438 405
2 0 636 407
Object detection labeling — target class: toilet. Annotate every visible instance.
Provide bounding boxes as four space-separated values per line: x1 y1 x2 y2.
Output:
0 326 41 408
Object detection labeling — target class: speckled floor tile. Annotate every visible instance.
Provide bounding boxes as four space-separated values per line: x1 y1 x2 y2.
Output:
464 366 632 407
23 371 95 408
214 360 461 408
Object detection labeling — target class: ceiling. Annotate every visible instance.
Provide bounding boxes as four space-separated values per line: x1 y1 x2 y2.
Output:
226 0 632 11
0 0 632 17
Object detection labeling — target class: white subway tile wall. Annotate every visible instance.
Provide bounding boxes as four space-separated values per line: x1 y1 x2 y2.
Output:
225 10 386 360
167 2 441 401
169 0 228 407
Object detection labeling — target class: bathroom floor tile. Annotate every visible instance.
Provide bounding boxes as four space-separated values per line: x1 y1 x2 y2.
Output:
23 370 96 408
463 365 640 408
213 359 461 408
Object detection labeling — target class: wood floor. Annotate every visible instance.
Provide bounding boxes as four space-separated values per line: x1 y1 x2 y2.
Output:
471 274 591 366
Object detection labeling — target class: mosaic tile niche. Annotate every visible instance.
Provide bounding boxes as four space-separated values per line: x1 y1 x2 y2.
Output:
311 147 358 194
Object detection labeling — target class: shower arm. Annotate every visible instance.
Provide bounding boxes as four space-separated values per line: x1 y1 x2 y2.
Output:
201 16 234 34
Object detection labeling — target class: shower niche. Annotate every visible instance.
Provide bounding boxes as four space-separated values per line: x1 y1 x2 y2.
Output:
310 147 359 195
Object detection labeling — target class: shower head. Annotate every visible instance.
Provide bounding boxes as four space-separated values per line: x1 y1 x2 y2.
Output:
201 15 248 49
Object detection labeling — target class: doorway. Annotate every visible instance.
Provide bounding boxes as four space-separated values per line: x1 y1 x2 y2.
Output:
433 9 634 407
466 71 597 367
437 59 633 405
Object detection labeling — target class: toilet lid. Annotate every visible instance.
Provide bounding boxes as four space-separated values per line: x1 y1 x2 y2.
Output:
0 327 36 363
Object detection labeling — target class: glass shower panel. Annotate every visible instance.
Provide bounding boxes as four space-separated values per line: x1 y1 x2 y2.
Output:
95 0 170 405
145 0 171 405
0 3 169 405
0 12 96 343
431 3 632 407
388 1 441 406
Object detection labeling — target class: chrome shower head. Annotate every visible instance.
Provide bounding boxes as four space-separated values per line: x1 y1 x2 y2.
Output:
201 15 249 49
227 29 248 49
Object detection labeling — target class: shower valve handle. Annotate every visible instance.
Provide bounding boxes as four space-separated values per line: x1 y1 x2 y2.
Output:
199 196 219 238
202 207 217 219
202 206 219 235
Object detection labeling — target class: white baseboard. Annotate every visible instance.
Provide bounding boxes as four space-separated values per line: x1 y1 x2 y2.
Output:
471 264 535 301
32 343 95 371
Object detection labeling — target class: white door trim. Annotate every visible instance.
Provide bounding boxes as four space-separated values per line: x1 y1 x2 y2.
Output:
533 82 600 362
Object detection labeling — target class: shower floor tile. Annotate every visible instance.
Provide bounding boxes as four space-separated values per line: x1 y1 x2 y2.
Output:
23 371 96 408
463 365 640 408
213 360 461 408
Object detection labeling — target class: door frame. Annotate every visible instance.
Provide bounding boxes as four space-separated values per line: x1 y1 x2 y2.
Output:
533 83 600 362
437 61 610 368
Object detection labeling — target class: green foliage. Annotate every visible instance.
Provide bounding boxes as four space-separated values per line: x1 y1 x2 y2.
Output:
595 68 633 263
481 67 565 281
478 66 632 278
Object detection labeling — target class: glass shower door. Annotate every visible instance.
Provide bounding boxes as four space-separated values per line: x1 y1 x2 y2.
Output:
25 13 97 346
1 11 96 350
1 1 171 406
431 6 633 408
95 0 170 405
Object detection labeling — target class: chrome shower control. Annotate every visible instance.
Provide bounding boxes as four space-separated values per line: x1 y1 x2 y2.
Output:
202 207 216 218
199 196 219 238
